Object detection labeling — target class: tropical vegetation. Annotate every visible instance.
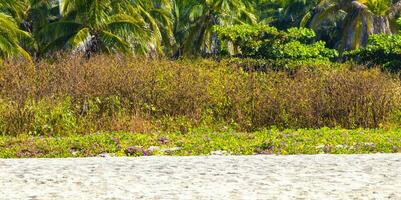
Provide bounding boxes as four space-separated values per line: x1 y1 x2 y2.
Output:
1 0 401 157
2 128 401 158
0 0 400 61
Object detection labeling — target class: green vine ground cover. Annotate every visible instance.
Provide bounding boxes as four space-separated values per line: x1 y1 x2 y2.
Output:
1 128 401 158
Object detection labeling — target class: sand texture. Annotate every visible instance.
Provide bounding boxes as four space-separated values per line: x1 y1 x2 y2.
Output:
1 154 401 199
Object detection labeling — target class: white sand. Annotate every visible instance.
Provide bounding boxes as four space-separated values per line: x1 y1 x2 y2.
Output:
1 154 401 199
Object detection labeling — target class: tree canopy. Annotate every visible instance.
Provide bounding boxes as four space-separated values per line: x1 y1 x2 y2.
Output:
0 0 401 60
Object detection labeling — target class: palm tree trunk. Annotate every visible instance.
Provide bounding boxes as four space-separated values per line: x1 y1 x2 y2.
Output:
390 0 401 20
210 13 220 55
342 1 371 50
85 34 101 58
372 16 392 34
343 1 393 50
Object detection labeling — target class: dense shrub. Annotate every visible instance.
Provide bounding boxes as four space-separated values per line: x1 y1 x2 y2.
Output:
0 55 400 135
213 24 338 61
0 98 77 136
220 57 343 72
345 34 401 72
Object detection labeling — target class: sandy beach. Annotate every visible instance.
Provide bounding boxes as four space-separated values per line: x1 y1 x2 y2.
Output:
1 154 401 200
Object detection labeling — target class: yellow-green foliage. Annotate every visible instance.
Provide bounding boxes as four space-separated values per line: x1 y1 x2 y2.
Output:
0 55 400 136
214 25 338 60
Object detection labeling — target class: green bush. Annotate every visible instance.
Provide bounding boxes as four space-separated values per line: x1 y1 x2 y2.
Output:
0 98 77 136
28 98 77 136
345 34 401 72
213 24 338 61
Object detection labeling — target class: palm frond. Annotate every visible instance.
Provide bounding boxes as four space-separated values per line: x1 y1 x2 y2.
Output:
0 12 32 60
67 27 90 48
99 30 131 54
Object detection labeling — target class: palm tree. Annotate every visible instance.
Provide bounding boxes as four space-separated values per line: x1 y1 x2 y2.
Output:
306 0 401 50
252 0 319 29
132 0 175 56
0 0 27 21
173 0 255 57
22 0 60 34
36 0 157 56
0 12 32 60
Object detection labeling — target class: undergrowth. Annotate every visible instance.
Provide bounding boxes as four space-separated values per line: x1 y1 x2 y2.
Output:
0 55 400 136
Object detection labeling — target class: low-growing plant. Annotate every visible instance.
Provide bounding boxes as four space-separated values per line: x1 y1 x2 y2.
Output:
1 128 401 158
28 98 77 136
0 98 77 136
0 55 400 136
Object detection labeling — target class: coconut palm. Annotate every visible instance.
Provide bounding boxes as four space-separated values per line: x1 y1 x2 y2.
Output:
265 0 320 28
306 0 401 50
0 0 27 21
36 0 157 56
0 13 32 60
173 0 256 56
132 0 175 56
22 0 60 34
